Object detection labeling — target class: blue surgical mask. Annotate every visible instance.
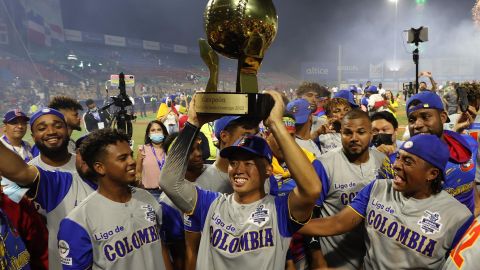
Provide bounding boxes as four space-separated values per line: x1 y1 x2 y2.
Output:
150 134 165 143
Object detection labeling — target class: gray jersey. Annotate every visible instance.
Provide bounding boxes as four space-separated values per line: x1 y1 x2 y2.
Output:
31 167 96 270
318 133 342 155
29 153 77 173
58 188 165 270
317 148 387 269
186 189 303 270
442 216 480 270
195 163 233 193
350 180 473 270
295 137 322 158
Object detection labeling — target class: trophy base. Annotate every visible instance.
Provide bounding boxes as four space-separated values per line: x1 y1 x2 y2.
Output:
194 92 274 119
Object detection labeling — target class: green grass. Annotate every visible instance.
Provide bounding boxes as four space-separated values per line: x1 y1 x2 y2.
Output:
70 113 158 156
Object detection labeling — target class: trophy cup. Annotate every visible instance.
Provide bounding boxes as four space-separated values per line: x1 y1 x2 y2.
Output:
194 0 278 119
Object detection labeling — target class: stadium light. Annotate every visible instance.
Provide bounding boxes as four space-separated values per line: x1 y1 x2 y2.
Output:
416 0 426 5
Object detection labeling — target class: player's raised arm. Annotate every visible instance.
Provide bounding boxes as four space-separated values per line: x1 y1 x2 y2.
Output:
159 95 218 213
299 206 364 236
0 137 38 185
264 90 321 222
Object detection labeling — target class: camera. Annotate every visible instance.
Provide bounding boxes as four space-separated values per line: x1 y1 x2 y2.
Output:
456 87 469 113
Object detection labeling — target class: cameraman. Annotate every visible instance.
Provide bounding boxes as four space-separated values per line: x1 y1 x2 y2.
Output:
370 111 402 164
83 99 110 133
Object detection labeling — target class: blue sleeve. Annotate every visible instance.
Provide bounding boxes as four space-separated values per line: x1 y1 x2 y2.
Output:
268 175 278 196
275 194 305 237
30 167 73 213
160 202 184 243
30 145 40 158
449 215 474 252
57 218 92 270
349 181 375 218
184 187 219 232
313 160 330 206
361 97 368 107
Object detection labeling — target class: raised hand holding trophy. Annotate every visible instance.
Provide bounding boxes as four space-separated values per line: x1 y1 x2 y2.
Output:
194 0 278 119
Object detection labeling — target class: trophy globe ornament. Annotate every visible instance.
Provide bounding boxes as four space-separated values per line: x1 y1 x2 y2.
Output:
195 0 278 118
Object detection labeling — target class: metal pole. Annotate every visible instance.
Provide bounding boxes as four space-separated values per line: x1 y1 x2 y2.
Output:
337 44 342 86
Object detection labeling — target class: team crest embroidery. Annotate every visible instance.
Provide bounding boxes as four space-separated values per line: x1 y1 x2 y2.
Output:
142 204 156 223
417 210 442 234
403 141 413 149
460 159 474 172
58 240 73 266
248 205 269 227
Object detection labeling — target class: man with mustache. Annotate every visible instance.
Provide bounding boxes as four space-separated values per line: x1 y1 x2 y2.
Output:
28 108 76 172
405 91 479 215
307 109 389 270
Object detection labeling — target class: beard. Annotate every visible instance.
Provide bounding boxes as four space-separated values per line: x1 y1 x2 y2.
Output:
343 144 369 160
35 136 70 159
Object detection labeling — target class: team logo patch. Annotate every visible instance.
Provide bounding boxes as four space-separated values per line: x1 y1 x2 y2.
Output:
417 210 442 235
142 204 156 223
42 108 51 113
58 240 73 265
248 204 269 227
460 159 475 172
403 141 413 149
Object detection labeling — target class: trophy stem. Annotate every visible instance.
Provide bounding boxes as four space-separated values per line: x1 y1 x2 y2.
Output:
236 56 262 94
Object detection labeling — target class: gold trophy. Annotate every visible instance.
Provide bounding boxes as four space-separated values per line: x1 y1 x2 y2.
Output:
194 0 278 118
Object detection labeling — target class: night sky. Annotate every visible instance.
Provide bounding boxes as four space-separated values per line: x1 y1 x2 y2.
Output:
60 0 478 74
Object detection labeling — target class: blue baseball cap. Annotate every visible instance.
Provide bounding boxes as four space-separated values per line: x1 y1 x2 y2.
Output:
3 109 29 123
406 91 445 116
400 134 449 172
334 90 359 108
214 116 241 139
29 108 66 128
366 85 378 93
286 99 316 125
220 135 273 164
348 85 359 93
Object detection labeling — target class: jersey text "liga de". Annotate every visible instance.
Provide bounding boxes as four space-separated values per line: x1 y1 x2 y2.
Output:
184 187 305 270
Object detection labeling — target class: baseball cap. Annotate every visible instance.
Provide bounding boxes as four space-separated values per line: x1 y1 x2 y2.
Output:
3 109 29 123
334 90 359 108
406 91 445 115
400 134 449 172
366 85 378 94
220 135 273 164
214 116 241 139
286 99 316 125
29 108 66 128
